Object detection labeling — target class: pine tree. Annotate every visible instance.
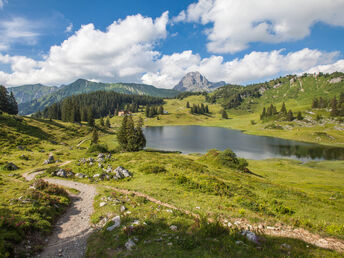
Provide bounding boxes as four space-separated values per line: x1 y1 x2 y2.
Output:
145 106 150 117
330 97 338 116
91 127 99 144
125 116 137 152
280 102 287 114
134 116 146 151
87 108 95 127
106 117 111 128
100 117 105 127
205 105 209 113
287 110 294 121
297 111 303 120
260 107 266 120
186 101 190 108
118 115 128 150
0 86 10 113
158 105 164 115
221 109 228 119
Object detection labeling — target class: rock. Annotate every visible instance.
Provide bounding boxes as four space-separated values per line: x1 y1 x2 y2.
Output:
86 157 94 163
105 165 112 173
329 77 342 84
132 220 140 226
165 209 173 213
93 174 100 178
56 169 67 177
66 171 74 177
242 230 260 244
195 206 200 209
99 202 107 207
75 173 86 178
167 242 173 246
170 225 177 231
97 153 105 159
120 205 126 212
114 166 132 179
125 239 136 251
97 158 105 163
281 243 291 250
43 154 55 165
107 216 121 231
79 158 86 164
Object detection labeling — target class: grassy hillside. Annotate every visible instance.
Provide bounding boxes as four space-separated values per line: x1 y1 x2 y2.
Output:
18 79 179 115
9 84 58 104
0 113 343 256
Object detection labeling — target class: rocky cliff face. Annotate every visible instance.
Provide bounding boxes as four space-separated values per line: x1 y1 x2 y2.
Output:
173 72 226 92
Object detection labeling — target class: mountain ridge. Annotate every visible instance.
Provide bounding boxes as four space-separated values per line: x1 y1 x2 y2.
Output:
173 71 226 92
17 79 179 115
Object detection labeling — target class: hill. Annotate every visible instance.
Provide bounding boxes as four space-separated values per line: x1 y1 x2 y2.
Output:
9 84 59 104
18 79 179 115
173 71 226 92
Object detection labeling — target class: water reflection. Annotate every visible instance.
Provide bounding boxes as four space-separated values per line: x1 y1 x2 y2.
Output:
143 126 344 161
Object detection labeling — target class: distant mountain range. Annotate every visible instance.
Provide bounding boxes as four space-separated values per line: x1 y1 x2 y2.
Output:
173 72 226 92
10 79 179 115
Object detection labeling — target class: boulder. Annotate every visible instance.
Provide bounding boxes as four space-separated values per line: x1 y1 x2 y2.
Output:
56 169 67 177
43 154 55 165
125 239 136 251
66 171 74 177
114 166 132 179
241 230 260 244
99 202 107 207
75 173 86 178
97 153 105 159
170 225 177 231
107 216 121 231
93 174 100 178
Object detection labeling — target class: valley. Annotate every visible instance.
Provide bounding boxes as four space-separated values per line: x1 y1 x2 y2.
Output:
1 72 344 257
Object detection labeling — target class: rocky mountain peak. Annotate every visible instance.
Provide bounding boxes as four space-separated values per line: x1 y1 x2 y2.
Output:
173 71 226 92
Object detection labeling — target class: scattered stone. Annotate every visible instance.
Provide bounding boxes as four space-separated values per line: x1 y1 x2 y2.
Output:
114 166 132 179
132 220 140 226
170 225 177 231
195 206 200 209
167 242 173 246
99 202 107 207
93 174 100 178
107 216 121 231
281 243 291 250
56 169 67 177
97 153 105 159
43 154 55 164
125 239 136 251
75 173 86 178
120 205 126 212
242 230 260 244
165 209 173 213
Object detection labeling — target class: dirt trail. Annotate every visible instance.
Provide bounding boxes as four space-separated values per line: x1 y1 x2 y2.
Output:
108 186 344 253
22 161 344 254
23 162 96 258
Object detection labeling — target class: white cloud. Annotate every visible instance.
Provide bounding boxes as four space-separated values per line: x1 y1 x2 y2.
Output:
307 59 344 74
0 12 169 86
0 0 7 9
174 0 344 53
0 17 41 50
142 48 339 88
65 23 73 33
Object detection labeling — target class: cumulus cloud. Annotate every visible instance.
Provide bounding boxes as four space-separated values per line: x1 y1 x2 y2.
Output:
0 0 7 9
65 23 73 33
307 59 344 74
174 0 344 53
0 12 169 86
142 48 339 88
0 17 41 50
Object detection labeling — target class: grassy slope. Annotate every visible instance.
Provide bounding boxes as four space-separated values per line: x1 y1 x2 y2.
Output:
0 109 343 256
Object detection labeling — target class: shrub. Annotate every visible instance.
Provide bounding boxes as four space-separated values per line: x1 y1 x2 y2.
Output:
140 164 167 174
87 143 109 153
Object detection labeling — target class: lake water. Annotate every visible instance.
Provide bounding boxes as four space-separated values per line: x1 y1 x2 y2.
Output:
143 125 344 161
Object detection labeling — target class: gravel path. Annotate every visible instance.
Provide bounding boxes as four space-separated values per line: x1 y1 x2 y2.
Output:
23 162 96 258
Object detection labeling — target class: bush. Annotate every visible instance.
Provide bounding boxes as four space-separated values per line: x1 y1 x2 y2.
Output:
217 149 249 171
87 143 109 153
140 164 167 174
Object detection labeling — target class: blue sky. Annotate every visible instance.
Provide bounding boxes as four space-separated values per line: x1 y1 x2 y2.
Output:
0 0 344 88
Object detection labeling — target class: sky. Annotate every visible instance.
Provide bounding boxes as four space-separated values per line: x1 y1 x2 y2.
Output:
0 0 344 88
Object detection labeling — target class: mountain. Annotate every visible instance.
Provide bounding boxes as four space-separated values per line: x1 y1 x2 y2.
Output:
173 72 226 92
9 84 58 104
209 71 344 110
18 79 179 115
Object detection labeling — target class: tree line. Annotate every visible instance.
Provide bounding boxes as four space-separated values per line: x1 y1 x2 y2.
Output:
260 102 302 121
186 102 210 114
0 85 18 115
145 105 164 118
312 93 344 117
33 90 164 122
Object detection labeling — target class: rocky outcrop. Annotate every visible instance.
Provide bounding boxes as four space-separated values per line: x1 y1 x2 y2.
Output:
173 72 226 92
43 154 55 165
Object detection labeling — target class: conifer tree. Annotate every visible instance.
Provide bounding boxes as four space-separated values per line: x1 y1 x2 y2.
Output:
280 102 287 114
297 111 303 120
87 108 95 127
106 117 111 128
205 105 209 113
260 107 266 120
287 110 294 121
330 97 338 116
186 101 190 108
221 109 228 119
91 127 99 144
158 105 164 115
100 117 105 127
